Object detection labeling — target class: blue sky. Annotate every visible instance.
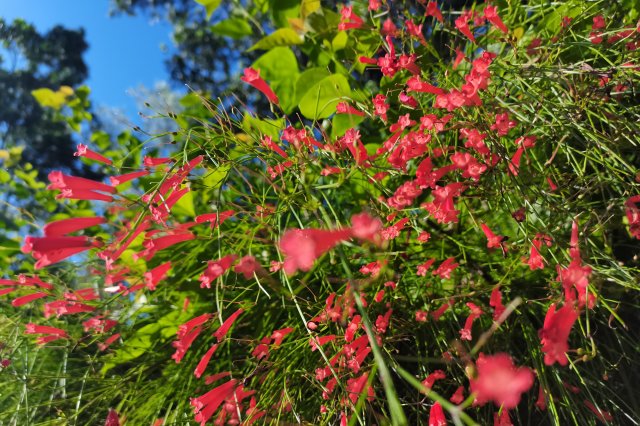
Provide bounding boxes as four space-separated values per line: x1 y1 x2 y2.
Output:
1 0 175 118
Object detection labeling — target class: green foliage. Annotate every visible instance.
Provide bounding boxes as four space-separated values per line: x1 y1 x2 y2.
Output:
3 1 640 426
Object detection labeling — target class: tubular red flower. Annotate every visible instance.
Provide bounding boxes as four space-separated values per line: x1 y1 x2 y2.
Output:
480 223 505 249
484 5 508 34
426 2 444 23
422 370 446 389
98 333 121 351
241 67 279 104
44 300 96 318
428 402 446 426
25 323 68 337
144 261 172 290
143 156 172 167
48 171 116 194
490 287 506 320
199 254 237 288
271 327 294 346
260 135 288 158
406 76 445 95
43 216 106 236
279 228 352 275
351 212 383 244
178 313 213 339
539 303 578 366
109 170 150 186
195 210 234 228
213 308 244 342
74 144 112 165
172 326 203 363
234 255 260 279
470 353 534 408
190 379 238 426
57 189 115 202
11 292 49 307
194 343 219 378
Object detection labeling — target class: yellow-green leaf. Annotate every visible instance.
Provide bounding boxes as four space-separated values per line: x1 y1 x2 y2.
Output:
31 87 73 110
301 0 321 19
194 0 222 19
249 28 303 51
299 74 352 120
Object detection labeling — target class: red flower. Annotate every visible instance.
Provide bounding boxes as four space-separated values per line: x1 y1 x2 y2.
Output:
98 333 121 351
425 2 444 23
178 313 213 339
310 334 336 351
199 254 237 288
213 308 244 342
11 291 49 307
241 67 279 104
74 144 112 165
194 343 219 378
144 261 171 290
539 303 578 366
422 369 446 389
433 257 459 279
172 326 203 363
481 223 505 249
624 195 640 239
406 76 445 95
261 135 288 158
48 171 116 194
460 302 483 341
428 402 446 426
271 327 294 346
109 170 149 186
338 5 364 30
105 409 121 426
143 156 172 167
24 323 68 338
279 228 352 275
470 353 534 408
484 5 508 34
489 287 506 320
450 386 465 404
455 12 476 43
191 379 238 426
494 410 513 425
22 235 103 269
417 258 436 276
43 216 106 237
194 210 234 228
372 94 389 121
44 300 95 318
234 255 260 279
340 128 368 165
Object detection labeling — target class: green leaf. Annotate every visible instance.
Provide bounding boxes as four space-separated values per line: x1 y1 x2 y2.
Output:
0 169 10 184
31 87 70 110
331 113 365 139
203 164 231 191
301 0 321 19
332 31 348 51
194 0 221 19
242 115 286 140
269 0 300 28
305 8 340 34
172 191 195 217
298 74 352 119
210 18 253 39
249 28 303 51
252 47 299 113
293 67 331 106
